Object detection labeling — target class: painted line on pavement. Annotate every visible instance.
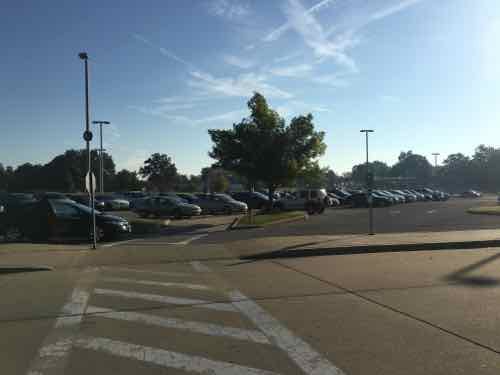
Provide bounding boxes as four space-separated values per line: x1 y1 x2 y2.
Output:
427 209 437 214
190 261 346 375
164 233 209 245
86 306 270 344
100 276 211 291
94 288 237 312
191 260 211 272
101 267 190 278
230 290 345 375
72 335 279 375
26 269 97 375
101 238 144 248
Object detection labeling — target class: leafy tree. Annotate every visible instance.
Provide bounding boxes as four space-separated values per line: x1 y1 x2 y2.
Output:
351 161 391 184
112 169 143 191
208 93 326 203
325 169 339 190
296 163 329 188
391 151 432 184
201 168 230 193
139 153 178 191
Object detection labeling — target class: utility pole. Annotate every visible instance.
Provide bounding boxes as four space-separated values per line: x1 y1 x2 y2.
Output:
432 153 440 168
360 129 375 235
79 52 96 250
92 120 111 193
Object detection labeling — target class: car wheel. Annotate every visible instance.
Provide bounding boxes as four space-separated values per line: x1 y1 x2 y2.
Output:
4 225 23 242
305 202 316 215
173 209 183 219
92 226 105 242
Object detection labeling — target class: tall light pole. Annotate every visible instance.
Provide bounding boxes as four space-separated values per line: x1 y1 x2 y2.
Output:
92 120 110 193
360 129 375 235
432 152 440 168
79 52 96 249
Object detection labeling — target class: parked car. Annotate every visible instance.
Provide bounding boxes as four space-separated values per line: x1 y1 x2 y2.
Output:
5 198 131 241
230 191 270 209
327 193 341 206
180 193 247 214
95 195 130 210
276 189 327 214
346 192 391 208
67 194 106 210
460 190 481 198
132 196 201 219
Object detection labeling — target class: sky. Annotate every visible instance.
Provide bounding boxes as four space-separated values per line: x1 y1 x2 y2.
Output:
1 0 500 176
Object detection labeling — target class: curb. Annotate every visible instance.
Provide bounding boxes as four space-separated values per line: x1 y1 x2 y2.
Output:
241 239 500 261
0 265 54 274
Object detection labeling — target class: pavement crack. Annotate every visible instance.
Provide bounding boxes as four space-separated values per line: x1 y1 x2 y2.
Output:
271 260 500 356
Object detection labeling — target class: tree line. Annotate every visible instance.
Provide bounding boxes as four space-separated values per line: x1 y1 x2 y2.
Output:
349 145 500 192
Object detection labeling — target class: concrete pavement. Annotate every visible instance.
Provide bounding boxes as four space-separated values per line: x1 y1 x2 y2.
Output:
4 222 500 373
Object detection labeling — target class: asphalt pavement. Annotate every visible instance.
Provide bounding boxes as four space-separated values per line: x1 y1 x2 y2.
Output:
201 197 500 244
4 198 500 374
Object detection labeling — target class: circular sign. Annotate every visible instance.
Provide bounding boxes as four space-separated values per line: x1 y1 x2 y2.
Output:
83 130 93 142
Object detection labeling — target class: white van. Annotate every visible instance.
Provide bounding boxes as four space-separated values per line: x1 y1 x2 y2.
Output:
277 189 327 214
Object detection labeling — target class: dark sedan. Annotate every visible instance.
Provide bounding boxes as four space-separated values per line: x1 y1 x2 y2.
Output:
5 198 131 242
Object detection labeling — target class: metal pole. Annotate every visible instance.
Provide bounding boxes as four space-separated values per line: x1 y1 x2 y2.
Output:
366 132 374 235
100 123 103 193
81 53 96 250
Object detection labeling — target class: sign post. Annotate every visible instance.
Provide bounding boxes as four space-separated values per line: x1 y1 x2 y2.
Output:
85 171 97 249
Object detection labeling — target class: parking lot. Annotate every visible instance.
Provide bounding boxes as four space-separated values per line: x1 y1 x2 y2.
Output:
203 196 500 243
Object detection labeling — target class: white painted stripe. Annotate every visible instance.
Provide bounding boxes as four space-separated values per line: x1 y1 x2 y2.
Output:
102 267 190 278
94 288 236 312
164 233 209 245
26 270 96 375
427 209 437 214
73 336 279 375
230 291 345 375
190 260 211 272
85 306 270 344
101 277 210 291
101 238 143 248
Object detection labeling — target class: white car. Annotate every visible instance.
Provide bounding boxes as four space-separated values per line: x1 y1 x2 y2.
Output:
277 189 327 214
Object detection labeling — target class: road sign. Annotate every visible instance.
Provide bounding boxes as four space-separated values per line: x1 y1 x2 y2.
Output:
83 130 93 142
85 172 96 193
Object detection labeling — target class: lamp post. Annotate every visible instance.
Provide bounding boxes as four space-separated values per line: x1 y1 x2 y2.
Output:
432 153 440 168
79 52 96 249
92 121 111 193
360 129 375 235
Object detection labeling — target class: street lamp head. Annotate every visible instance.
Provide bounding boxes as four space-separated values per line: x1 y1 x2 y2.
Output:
92 120 111 125
360 129 374 133
78 52 88 60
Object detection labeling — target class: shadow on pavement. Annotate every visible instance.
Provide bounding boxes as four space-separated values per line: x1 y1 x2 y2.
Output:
444 252 500 287
239 240 500 262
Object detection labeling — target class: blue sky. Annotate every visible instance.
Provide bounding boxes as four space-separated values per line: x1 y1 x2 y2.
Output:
1 0 499 175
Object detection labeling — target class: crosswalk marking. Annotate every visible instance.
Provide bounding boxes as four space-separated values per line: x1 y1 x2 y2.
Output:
73 335 280 375
230 290 345 375
85 306 271 344
26 270 96 375
100 276 211 291
94 288 237 312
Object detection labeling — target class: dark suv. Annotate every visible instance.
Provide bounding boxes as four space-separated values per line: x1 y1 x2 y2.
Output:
230 191 270 209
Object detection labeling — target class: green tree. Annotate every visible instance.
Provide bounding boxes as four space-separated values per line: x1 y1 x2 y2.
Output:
296 163 329 188
391 151 432 184
351 161 391 185
139 153 178 192
112 169 143 191
208 93 326 203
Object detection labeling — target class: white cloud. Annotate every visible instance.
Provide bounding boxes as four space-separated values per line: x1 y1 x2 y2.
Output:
223 55 255 69
188 70 293 99
277 100 331 117
263 0 336 42
194 109 247 125
274 51 302 63
311 74 350 87
208 0 251 20
371 0 423 21
282 0 358 71
269 64 313 77
379 95 402 103
132 33 193 68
